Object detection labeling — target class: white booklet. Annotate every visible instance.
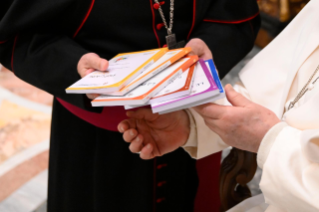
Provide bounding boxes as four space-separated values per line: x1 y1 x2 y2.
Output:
66 48 167 94
109 47 191 96
151 59 224 114
150 64 196 104
124 64 196 110
91 56 198 107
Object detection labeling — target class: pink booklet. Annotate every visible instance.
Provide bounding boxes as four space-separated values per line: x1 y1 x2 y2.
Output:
151 59 223 114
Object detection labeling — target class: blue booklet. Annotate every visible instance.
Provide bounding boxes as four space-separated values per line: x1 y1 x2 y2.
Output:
151 59 225 114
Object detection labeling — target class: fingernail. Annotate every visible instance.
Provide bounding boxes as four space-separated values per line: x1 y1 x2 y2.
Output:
146 144 151 149
118 126 124 133
226 84 233 90
136 136 140 142
130 130 135 137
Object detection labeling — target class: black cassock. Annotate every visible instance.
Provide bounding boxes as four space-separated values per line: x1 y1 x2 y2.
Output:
0 0 260 211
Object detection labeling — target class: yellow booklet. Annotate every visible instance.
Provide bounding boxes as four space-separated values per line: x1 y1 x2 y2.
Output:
91 56 198 106
109 47 191 96
66 48 167 94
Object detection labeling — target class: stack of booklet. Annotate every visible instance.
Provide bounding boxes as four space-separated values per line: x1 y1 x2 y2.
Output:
66 47 225 114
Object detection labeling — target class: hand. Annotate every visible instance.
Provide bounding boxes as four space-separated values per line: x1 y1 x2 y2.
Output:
118 109 190 160
77 53 109 99
185 38 213 60
194 84 281 153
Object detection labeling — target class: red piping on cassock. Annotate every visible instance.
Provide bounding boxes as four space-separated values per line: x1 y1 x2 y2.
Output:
149 0 161 47
153 158 157 212
187 0 196 40
11 36 18 73
203 12 260 24
73 0 95 38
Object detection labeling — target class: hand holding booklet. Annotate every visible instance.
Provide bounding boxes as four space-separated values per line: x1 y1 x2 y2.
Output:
66 47 225 114
92 56 198 106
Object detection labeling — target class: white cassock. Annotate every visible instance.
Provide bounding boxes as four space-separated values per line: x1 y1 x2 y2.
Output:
183 0 319 211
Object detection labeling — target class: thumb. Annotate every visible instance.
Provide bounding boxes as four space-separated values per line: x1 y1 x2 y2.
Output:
225 84 251 107
185 38 212 60
85 53 109 71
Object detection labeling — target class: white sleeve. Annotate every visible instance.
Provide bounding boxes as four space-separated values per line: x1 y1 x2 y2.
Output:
182 108 229 159
258 125 319 212
182 83 250 159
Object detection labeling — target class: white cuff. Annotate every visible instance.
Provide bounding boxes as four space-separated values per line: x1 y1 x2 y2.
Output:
181 109 198 158
183 109 197 147
257 122 288 169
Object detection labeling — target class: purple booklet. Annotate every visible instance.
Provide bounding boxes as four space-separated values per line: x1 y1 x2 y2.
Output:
151 59 222 114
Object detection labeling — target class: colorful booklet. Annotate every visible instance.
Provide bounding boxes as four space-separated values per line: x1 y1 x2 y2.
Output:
151 59 223 114
124 64 196 110
110 48 192 96
160 60 225 114
91 56 198 107
66 48 167 94
150 64 195 104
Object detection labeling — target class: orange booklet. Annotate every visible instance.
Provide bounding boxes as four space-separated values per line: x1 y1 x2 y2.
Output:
110 47 192 96
91 56 198 106
66 48 167 94
150 64 196 104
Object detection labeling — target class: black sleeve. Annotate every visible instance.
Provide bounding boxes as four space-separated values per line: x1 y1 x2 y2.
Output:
0 0 95 110
190 0 261 78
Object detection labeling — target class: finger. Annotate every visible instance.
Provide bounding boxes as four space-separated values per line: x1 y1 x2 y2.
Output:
200 50 213 60
84 68 95 76
123 129 138 143
127 108 159 121
84 53 109 71
193 103 228 119
118 119 137 133
140 144 155 160
118 120 129 133
187 51 196 56
86 94 100 100
185 38 212 60
225 84 251 107
129 135 144 153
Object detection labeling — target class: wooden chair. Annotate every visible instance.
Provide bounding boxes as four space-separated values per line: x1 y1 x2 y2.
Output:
219 148 257 211
256 0 310 48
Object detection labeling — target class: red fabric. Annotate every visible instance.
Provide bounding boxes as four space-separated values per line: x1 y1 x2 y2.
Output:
153 158 157 212
11 36 18 73
57 98 127 132
187 0 196 40
204 11 259 24
73 0 95 38
57 98 222 210
195 152 222 212
149 0 161 47
0 40 8 44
